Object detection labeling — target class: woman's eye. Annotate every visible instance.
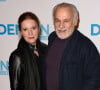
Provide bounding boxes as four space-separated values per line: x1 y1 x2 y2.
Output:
32 26 37 30
23 28 27 31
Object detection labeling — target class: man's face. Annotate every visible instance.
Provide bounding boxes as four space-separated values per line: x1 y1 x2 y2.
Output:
54 7 77 39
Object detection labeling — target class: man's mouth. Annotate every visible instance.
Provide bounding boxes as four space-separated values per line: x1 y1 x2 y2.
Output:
58 30 66 33
57 27 67 32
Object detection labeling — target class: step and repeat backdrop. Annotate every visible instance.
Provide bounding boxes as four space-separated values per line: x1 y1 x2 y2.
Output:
0 0 100 90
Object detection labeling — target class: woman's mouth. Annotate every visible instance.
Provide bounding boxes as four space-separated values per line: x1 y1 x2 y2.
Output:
28 37 34 39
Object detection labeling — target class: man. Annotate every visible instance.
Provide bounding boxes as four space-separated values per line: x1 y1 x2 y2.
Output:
44 2 100 90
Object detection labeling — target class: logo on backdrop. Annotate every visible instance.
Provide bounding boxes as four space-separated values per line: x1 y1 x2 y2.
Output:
0 61 8 75
40 24 49 40
0 24 50 40
0 0 6 1
91 24 100 36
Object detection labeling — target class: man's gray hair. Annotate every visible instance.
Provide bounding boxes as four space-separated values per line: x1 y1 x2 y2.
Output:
53 2 79 22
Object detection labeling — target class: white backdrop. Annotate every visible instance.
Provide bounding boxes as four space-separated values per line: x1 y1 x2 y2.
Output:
0 0 100 90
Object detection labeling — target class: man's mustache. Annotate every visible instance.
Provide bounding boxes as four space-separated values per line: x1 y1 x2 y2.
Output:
57 27 67 31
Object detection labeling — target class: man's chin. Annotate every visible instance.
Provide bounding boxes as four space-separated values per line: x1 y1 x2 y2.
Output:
56 33 67 40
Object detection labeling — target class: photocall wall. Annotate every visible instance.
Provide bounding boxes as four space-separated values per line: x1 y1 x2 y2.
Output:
0 0 100 90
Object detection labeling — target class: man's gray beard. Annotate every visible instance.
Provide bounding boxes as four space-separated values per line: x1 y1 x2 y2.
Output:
56 27 75 40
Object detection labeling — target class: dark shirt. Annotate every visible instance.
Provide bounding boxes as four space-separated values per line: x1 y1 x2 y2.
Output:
46 36 70 90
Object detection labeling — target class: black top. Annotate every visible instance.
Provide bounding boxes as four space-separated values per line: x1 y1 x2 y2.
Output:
9 37 47 90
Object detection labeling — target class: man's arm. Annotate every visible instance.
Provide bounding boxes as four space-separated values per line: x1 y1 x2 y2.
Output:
83 44 100 90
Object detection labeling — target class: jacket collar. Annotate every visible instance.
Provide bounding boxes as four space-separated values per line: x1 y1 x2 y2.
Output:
18 37 41 51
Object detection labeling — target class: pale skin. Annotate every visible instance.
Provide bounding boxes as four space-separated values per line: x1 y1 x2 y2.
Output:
20 19 40 45
54 7 78 39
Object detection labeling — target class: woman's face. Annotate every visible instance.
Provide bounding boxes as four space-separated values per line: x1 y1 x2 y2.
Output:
20 19 40 45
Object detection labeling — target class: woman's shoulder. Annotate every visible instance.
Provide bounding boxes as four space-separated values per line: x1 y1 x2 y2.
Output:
37 41 47 55
11 48 23 57
40 42 47 49
37 39 47 49
9 48 24 64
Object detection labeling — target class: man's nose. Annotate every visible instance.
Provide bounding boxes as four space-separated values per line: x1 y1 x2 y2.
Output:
59 21 64 28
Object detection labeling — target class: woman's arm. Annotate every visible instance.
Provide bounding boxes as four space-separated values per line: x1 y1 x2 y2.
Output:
9 53 21 90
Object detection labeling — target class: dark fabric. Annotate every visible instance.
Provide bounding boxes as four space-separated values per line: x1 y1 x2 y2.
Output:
46 37 70 90
44 30 100 90
9 37 47 90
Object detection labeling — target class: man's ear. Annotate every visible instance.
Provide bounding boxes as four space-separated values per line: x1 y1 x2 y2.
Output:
75 14 80 29
74 16 78 26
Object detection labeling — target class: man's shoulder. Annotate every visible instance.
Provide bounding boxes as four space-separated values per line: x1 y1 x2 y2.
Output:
77 30 94 45
48 31 56 41
76 30 99 52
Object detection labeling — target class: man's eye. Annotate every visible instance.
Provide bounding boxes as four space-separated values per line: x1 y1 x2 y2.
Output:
64 19 70 22
55 19 60 22
64 20 69 22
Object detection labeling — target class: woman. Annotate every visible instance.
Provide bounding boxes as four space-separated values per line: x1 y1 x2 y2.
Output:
9 12 47 90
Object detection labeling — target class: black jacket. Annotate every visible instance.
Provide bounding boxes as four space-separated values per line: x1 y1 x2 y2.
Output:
44 30 100 90
9 37 47 90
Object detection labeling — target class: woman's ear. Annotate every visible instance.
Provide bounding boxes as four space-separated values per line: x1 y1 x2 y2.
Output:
19 30 22 35
38 27 41 37
18 30 22 39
